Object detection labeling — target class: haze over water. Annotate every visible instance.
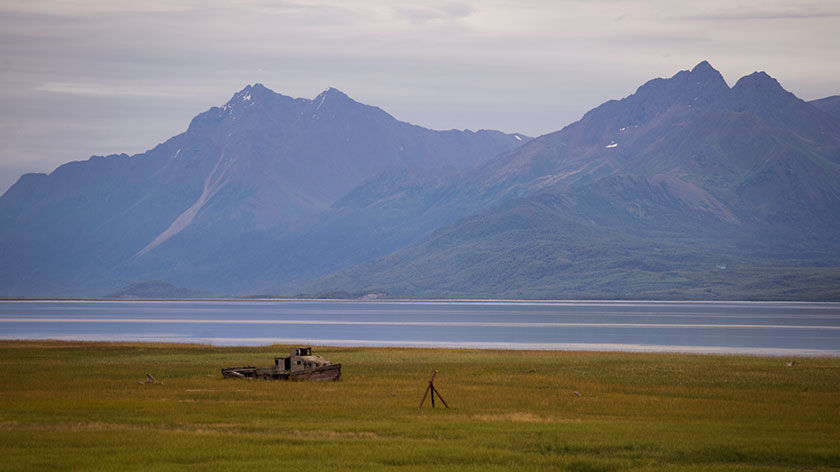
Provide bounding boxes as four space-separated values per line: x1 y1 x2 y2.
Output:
1 300 838 356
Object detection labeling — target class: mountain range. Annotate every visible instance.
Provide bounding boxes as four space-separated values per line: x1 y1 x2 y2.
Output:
1 62 839 300
0 85 526 297
302 62 840 300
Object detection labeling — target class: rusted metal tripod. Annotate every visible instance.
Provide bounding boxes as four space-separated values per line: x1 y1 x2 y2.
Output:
418 369 449 409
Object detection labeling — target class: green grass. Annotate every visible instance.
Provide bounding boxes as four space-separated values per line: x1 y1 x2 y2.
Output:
1 341 838 471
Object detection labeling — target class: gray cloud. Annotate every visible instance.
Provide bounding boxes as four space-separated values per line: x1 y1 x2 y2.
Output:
393 2 476 23
682 5 840 21
1 0 839 194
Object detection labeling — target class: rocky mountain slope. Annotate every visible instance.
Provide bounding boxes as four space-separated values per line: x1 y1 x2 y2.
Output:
810 95 840 119
0 85 527 297
302 62 840 300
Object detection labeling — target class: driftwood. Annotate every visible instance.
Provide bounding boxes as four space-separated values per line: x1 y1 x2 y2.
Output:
139 373 159 384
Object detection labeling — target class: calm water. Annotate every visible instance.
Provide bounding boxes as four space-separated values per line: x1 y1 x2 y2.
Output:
1 300 839 356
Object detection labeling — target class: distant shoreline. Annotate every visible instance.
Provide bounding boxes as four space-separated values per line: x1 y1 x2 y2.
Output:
0 338 837 358
1 297 838 305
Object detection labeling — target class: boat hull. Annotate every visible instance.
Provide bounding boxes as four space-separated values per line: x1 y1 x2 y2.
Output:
222 363 341 381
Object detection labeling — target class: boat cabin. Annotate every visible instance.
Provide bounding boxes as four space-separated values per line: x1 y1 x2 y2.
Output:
275 347 331 372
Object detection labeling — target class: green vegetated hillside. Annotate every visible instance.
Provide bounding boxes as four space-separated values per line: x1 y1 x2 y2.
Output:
105 280 215 299
305 195 840 300
2 341 838 471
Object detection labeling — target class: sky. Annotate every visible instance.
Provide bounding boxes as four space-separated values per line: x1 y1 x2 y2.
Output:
1 0 839 194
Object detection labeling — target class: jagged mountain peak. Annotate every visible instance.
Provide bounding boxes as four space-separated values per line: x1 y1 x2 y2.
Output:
732 71 786 94
635 60 727 94
316 87 350 99
216 84 375 121
481 61 840 200
311 87 363 113
560 61 731 144
691 60 714 73
226 83 275 105
655 60 729 98
689 60 728 86
730 69 806 116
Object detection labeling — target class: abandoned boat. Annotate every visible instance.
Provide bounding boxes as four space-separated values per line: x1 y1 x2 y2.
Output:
222 347 341 381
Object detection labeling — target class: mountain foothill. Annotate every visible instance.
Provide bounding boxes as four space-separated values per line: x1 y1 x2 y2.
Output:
2 61 839 300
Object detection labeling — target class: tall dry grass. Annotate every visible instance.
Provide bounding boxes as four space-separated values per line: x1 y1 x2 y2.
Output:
0 341 837 470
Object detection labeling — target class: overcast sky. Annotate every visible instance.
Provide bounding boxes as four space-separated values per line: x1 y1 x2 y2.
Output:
1 0 839 194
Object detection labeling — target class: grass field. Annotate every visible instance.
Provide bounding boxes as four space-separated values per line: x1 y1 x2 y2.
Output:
1 341 838 471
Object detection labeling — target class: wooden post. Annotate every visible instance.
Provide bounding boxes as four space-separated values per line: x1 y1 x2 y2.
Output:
418 370 436 409
431 383 449 408
419 369 448 409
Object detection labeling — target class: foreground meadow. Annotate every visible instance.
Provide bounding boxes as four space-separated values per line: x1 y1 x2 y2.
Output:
0 341 838 471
